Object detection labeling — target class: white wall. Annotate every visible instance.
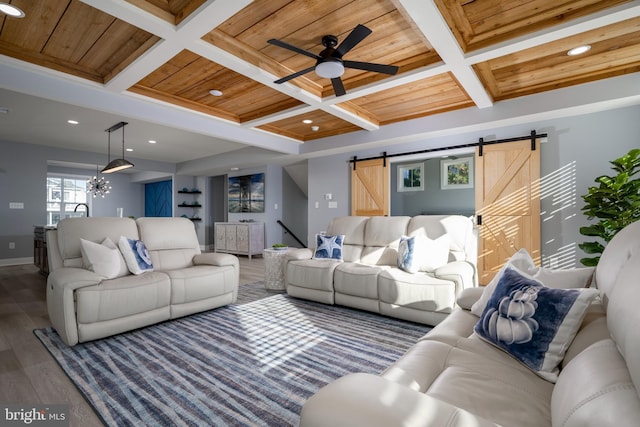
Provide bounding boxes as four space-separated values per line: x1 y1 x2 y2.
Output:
307 105 640 268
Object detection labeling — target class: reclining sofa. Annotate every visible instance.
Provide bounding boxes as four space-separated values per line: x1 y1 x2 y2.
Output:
46 217 239 346
285 215 477 325
299 220 640 426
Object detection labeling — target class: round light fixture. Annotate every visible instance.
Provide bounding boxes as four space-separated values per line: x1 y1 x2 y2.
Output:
209 89 223 97
302 119 313 124
229 167 240 171
126 148 133 152
311 126 319 132
148 140 157 144
315 60 344 78
567 45 591 56
0 3 25 18
67 120 79 125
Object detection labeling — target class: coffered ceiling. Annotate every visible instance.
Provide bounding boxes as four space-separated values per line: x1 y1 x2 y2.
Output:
0 0 639 170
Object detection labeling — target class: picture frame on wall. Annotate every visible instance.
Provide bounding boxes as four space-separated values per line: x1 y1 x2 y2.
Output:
228 173 265 213
397 163 424 192
441 157 473 190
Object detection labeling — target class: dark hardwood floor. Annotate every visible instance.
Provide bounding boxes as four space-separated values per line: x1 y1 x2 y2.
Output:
0 257 265 426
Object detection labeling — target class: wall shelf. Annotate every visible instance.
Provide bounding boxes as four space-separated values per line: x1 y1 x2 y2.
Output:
178 203 202 207
178 190 202 194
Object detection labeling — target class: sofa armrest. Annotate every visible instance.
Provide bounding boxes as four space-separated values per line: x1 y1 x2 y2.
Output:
300 373 498 427
285 248 314 261
193 252 238 268
46 267 103 347
434 260 477 290
456 287 485 310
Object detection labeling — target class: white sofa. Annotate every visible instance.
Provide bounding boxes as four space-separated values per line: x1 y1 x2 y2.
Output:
46 217 239 346
299 220 640 427
285 215 477 325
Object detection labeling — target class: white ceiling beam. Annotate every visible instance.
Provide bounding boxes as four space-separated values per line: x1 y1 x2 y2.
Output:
398 0 493 109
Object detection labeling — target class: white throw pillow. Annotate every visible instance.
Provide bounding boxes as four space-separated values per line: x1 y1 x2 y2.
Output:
80 238 129 279
118 236 154 275
398 234 451 273
471 249 595 317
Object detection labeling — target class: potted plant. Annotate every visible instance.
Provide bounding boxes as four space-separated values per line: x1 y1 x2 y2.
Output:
272 243 288 250
578 148 640 266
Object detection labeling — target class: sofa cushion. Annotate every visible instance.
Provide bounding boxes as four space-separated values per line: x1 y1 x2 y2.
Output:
398 234 450 273
119 236 154 275
80 238 129 279
76 271 171 324
361 216 411 266
286 259 341 292
166 265 237 305
334 263 385 299
326 216 369 262
474 267 599 382
313 234 345 260
407 215 475 263
378 269 456 313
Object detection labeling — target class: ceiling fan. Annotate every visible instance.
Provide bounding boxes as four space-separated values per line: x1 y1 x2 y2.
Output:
268 24 399 97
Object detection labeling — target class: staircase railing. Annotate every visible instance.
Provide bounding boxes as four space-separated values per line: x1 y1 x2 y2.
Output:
276 220 307 248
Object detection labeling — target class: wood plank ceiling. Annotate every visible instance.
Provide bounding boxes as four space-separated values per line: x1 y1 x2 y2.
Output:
0 0 638 143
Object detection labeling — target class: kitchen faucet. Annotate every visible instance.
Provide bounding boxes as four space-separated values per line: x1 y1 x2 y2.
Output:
74 203 90 217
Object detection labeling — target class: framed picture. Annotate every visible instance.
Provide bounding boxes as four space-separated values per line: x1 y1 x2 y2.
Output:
397 163 424 192
441 157 474 190
228 173 265 213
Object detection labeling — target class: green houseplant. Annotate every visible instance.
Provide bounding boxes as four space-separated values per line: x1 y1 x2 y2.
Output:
579 148 640 266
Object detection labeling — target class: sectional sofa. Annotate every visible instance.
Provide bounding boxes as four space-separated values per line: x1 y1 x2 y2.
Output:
46 217 239 346
300 220 640 426
284 215 477 325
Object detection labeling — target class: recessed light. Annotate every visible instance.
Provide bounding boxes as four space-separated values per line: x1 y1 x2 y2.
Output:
126 148 133 152
0 3 25 18
311 126 319 132
302 119 313 124
209 89 223 97
67 120 79 125
567 45 591 56
148 140 157 144
229 167 240 171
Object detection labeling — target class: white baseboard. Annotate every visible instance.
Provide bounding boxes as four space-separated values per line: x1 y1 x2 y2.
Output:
0 257 34 267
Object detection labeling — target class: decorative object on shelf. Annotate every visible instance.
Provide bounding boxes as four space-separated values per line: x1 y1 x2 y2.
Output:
441 157 474 190
102 121 134 174
228 173 265 213
86 164 111 198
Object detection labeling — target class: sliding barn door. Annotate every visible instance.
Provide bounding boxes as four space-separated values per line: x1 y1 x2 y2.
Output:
475 139 541 284
351 158 389 216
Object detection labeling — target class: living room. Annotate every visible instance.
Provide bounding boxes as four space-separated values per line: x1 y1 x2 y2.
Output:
1 0 640 426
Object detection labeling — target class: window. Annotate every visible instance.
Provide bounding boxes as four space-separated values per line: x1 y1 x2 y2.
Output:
46 175 90 225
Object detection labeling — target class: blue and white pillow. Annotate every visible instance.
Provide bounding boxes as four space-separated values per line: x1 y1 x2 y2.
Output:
313 234 345 260
398 236 418 273
118 236 154 275
397 234 450 273
474 267 598 382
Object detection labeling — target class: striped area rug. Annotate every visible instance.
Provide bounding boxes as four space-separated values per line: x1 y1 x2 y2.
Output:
34 284 429 426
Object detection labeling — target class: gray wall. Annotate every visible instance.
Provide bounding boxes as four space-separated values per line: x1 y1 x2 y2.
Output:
390 157 475 217
307 105 640 268
282 169 308 248
0 140 158 263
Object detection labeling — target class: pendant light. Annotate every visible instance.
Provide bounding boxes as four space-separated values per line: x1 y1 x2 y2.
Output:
102 121 134 174
87 164 111 198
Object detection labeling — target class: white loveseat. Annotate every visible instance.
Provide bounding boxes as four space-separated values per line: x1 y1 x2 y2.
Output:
299 220 640 427
285 215 477 325
46 217 239 346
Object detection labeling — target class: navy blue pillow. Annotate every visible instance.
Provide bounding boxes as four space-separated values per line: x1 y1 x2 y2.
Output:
313 234 345 260
474 267 598 382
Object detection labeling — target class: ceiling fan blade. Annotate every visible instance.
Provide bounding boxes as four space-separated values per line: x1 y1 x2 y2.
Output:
331 77 346 97
334 24 372 58
343 60 399 75
268 39 321 61
274 66 316 84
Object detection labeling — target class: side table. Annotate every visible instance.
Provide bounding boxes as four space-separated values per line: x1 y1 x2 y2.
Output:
263 248 289 290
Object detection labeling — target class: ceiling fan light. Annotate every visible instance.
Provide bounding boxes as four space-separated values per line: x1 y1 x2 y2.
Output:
316 61 344 78
0 3 25 18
